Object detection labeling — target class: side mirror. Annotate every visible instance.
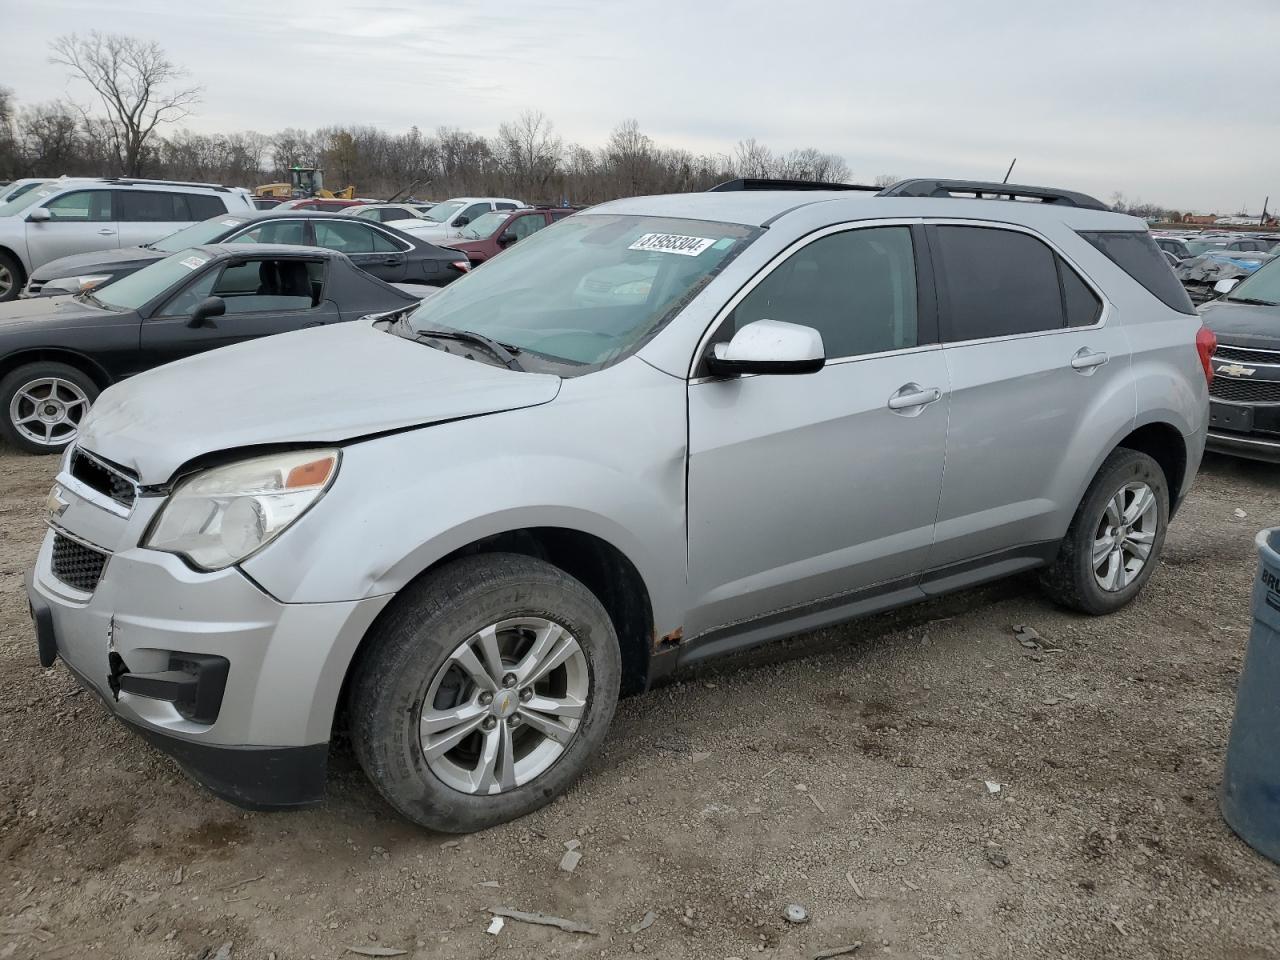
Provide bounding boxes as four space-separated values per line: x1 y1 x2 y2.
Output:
705 318 825 377
188 296 226 328
27 207 51 222
1214 278 1240 295
498 231 518 246
453 216 470 227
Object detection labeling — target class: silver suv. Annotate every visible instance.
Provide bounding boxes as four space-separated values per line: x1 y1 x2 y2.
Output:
0 178 254 301
27 178 1212 832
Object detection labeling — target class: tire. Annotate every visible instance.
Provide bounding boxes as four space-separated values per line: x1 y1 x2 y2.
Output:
0 250 22 302
350 552 621 833
0 361 99 455
1040 448 1169 615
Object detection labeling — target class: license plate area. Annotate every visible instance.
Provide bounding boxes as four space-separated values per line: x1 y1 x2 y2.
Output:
1211 401 1254 434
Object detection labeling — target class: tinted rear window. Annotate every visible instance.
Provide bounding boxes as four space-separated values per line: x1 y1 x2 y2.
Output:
185 194 226 220
1079 231 1196 314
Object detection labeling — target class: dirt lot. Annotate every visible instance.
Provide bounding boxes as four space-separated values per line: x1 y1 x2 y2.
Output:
2 448 1279 960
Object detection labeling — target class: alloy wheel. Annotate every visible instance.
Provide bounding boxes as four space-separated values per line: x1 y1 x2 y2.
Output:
1092 481 1158 592
8 376 91 448
418 616 589 795
0 263 12 299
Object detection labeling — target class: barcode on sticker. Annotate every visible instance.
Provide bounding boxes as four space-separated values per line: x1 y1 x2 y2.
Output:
629 233 715 256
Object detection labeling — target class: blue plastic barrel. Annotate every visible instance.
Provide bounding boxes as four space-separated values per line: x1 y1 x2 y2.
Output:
1221 527 1280 864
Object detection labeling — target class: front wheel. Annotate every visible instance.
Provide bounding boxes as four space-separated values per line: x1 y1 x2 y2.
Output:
350 553 621 832
1040 448 1169 615
0 361 99 454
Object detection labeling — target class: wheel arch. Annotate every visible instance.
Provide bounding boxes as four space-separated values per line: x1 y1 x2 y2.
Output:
0 244 28 288
334 525 657 739
1116 421 1188 515
0 348 114 392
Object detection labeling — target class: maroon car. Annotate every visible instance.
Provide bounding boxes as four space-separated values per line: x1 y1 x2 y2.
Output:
447 207 575 264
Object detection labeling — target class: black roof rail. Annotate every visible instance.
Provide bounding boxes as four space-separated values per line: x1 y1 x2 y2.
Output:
99 177 232 193
708 177 879 193
877 178 1107 211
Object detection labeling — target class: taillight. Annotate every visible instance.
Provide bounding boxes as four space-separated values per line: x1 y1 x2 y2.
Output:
449 260 471 273
1196 325 1217 384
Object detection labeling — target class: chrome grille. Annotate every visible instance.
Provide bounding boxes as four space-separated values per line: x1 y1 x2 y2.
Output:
69 448 138 509
51 533 109 592
1214 345 1280 366
1210 376 1280 405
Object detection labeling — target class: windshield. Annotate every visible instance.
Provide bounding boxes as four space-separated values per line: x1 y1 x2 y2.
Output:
1226 257 1280 306
460 211 507 239
94 248 215 311
1 181 43 204
1185 239 1229 256
0 185 57 218
403 213 757 370
422 200 464 223
152 215 251 252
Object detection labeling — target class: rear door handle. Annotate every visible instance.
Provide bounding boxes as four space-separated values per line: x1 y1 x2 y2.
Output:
96 228 116 236
1070 348 1109 372
887 383 942 411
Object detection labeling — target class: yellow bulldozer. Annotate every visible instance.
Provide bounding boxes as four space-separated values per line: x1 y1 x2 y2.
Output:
255 166 355 201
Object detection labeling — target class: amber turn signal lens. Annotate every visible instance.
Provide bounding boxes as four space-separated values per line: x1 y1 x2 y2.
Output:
285 456 336 489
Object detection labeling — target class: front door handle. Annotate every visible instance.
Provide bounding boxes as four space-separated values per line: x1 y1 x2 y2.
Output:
96 228 116 236
1070 347 1109 372
887 383 943 411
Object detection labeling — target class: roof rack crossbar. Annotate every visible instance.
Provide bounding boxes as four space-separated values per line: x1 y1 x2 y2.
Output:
877 178 1107 211
99 177 231 192
708 177 879 193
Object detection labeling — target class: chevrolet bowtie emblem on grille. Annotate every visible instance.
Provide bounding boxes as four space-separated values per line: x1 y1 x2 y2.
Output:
1217 363 1257 378
45 486 69 521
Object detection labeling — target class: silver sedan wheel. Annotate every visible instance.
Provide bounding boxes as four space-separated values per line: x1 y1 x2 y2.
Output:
0 262 13 299
1092 481 1158 592
419 616 590 795
9 376 91 448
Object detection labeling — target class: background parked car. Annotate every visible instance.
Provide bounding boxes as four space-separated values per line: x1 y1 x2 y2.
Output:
398 196 525 242
1176 250 1275 303
24 210 473 296
1199 256 1280 461
447 207 575 264
1154 236 1191 260
0 244 421 453
273 197 367 212
346 203 430 224
0 178 254 302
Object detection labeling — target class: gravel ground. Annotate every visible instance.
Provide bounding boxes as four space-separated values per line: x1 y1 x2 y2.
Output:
2 448 1279 960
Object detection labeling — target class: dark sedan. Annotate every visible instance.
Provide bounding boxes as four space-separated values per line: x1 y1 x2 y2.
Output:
1200 257 1280 462
0 244 420 453
23 210 472 297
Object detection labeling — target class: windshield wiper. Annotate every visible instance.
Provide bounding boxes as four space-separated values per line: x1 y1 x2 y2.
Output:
1227 296 1279 306
395 318 524 371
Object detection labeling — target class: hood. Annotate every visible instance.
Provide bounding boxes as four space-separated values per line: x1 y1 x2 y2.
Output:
29 246 163 284
446 238 487 256
78 319 562 481
1199 299 1280 350
0 294 110 330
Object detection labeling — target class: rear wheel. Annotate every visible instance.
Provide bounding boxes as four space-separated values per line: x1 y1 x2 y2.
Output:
0 361 99 454
1040 448 1169 615
350 553 621 832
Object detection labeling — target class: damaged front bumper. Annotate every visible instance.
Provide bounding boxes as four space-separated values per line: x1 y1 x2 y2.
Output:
26 498 389 810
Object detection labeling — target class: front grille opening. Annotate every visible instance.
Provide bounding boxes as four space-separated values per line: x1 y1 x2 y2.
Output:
1210 376 1280 405
51 533 109 592
1215 345 1280 366
69 449 138 509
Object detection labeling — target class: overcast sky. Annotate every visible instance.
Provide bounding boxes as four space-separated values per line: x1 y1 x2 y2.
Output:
4 0 1276 213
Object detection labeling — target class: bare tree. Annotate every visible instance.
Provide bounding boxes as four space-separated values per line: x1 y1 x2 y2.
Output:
496 110 562 200
49 32 201 176
873 173 899 188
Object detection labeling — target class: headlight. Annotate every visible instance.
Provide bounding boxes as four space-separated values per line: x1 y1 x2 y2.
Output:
45 274 113 295
144 449 339 570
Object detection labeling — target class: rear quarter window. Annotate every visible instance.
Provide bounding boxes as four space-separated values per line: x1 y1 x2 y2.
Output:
1078 230 1196 315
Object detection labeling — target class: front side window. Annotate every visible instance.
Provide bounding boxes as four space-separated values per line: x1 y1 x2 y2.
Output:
45 190 113 222
933 225 1064 340
1079 230 1196 314
226 220 307 245
313 220 377 254
403 213 756 370
508 214 546 241
457 203 490 225
161 258 323 315
726 226 919 358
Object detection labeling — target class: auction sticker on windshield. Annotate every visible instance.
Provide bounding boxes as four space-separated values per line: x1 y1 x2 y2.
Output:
628 233 715 256
180 256 208 270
